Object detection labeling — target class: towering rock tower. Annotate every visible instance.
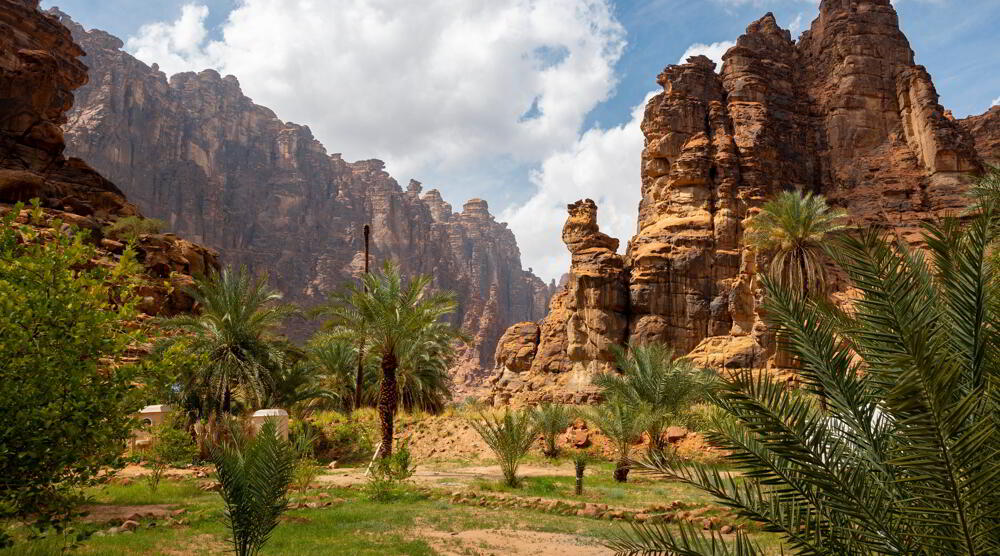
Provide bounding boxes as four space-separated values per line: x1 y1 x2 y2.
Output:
490 0 991 406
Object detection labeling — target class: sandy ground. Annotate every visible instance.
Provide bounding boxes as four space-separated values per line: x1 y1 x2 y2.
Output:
80 503 179 522
317 463 579 488
417 527 613 556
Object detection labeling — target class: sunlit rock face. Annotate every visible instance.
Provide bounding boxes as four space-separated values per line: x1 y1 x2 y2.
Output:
490 0 994 406
54 10 553 381
0 0 218 315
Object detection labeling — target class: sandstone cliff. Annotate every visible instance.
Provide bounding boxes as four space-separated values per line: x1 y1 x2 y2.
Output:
961 106 1000 166
0 0 217 315
490 0 993 405
54 11 552 379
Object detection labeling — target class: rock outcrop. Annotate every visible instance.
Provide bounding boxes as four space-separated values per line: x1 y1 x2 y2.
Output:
960 106 1000 166
55 11 552 376
1 0 217 315
490 0 994 405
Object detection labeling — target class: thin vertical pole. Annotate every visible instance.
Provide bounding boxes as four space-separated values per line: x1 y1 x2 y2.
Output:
354 224 370 411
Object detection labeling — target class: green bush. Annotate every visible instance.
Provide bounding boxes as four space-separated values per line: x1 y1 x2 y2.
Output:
307 411 373 462
0 202 143 547
145 414 197 492
363 440 415 502
103 216 166 241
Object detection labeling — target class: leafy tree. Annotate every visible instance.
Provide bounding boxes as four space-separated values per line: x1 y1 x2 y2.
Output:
263 359 336 419
212 419 296 556
316 262 459 458
469 409 539 487
145 414 198 492
744 190 848 297
0 203 142 544
596 343 715 455
582 398 648 483
532 403 572 458
160 266 292 414
609 186 1000 554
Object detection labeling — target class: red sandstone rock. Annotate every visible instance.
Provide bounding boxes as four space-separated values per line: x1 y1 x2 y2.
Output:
55 10 553 381
0 0 217 315
489 0 995 405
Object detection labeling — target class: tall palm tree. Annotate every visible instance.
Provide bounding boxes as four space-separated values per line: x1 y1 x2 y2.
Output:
595 343 715 455
608 188 1000 555
744 190 849 297
161 266 293 413
316 261 459 458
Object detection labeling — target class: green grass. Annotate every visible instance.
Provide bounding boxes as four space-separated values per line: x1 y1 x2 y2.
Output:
88 479 212 506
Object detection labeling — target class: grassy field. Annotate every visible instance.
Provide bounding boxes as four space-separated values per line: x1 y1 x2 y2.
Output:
0 461 785 555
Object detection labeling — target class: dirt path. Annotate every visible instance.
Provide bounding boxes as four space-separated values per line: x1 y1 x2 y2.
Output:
416 527 613 555
317 463 578 488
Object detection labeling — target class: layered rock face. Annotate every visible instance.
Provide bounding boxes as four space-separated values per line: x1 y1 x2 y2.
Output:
491 0 993 405
961 106 1000 166
55 12 551 375
0 0 217 315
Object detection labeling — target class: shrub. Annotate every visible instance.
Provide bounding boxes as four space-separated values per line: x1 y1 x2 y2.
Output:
581 399 647 483
290 423 320 492
363 440 415 502
0 202 143 546
469 409 539 488
103 216 166 241
532 403 571 458
211 419 296 556
307 411 374 463
145 415 197 492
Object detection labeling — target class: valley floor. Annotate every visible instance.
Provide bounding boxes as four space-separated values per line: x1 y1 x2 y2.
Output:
2 460 784 555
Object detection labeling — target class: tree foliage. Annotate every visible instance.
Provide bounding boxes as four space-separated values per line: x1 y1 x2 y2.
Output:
609 181 1000 555
532 403 572 458
0 202 143 543
582 398 648 482
596 343 715 454
469 409 539 487
315 262 459 457
744 190 848 296
212 419 296 556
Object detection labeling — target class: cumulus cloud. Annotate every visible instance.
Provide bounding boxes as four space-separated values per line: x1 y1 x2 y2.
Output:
677 41 736 71
125 0 626 184
502 92 654 281
993 96 1000 107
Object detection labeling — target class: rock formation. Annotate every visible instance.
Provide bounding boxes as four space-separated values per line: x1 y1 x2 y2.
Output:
490 0 995 405
0 0 217 315
54 11 552 378
961 106 1000 166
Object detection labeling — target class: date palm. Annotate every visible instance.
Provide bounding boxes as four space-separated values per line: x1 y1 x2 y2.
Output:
583 398 648 483
596 343 714 455
161 266 292 413
744 190 848 297
533 403 572 458
608 188 1000 555
317 261 458 458
470 409 539 487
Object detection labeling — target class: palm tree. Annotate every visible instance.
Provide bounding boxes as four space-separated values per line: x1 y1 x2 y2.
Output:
316 261 459 458
307 335 365 413
161 266 292 414
469 409 539 488
263 360 337 418
595 343 715 455
583 398 648 483
395 321 459 414
744 190 848 297
532 403 572 458
212 419 296 556
608 188 1000 554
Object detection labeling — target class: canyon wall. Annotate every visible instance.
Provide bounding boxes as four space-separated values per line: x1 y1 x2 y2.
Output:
54 11 553 381
0 0 217 315
490 0 993 405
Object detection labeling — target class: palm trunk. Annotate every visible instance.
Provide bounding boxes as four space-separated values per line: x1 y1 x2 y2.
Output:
613 459 630 482
377 350 398 459
354 224 370 412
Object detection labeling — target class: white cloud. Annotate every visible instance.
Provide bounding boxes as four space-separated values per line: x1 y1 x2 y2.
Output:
125 0 626 184
993 96 1000 107
502 92 654 281
677 41 735 71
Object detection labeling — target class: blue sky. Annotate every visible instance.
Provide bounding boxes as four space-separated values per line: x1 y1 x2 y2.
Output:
44 0 1000 279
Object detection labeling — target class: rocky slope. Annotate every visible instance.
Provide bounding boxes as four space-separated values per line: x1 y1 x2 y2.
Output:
490 0 993 405
1 0 217 315
54 11 552 379
961 106 1000 166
